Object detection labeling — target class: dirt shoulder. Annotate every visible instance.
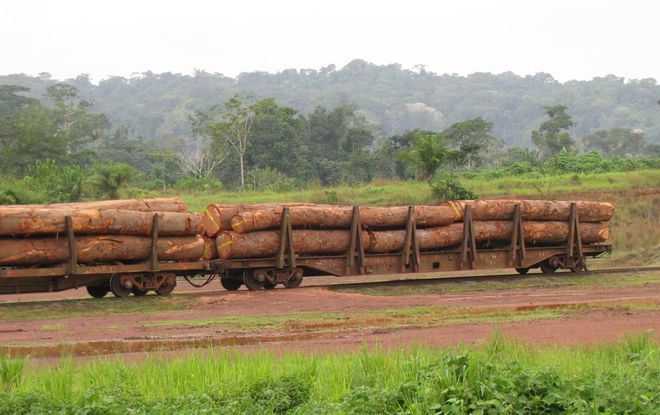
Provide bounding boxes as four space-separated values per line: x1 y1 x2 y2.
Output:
1 274 658 359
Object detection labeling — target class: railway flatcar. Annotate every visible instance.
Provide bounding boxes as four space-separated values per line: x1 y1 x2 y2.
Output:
0 202 611 298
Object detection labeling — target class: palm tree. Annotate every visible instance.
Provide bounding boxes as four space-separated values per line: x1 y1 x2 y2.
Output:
85 163 135 199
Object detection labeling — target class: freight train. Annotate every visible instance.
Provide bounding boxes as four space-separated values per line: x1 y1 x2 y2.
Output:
0 199 613 298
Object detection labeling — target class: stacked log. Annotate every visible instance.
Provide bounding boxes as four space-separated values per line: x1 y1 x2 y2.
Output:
0 208 202 236
11 198 189 213
229 205 462 234
211 199 613 259
216 230 372 260
367 222 609 253
0 198 203 266
440 200 614 222
202 203 321 236
0 235 205 266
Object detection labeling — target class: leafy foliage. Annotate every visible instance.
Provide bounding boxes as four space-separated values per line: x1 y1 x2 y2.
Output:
20 160 84 202
531 105 576 157
85 162 136 199
430 173 478 201
584 128 647 157
397 131 456 179
4 65 660 147
0 335 658 414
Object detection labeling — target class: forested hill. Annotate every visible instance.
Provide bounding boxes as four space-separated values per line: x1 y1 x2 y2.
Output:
2 59 659 146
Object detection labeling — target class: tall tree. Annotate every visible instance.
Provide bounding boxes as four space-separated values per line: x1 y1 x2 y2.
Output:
583 128 646 157
0 85 38 117
305 104 376 184
531 105 575 157
206 95 254 190
0 105 62 175
245 98 312 180
442 117 496 169
45 83 110 154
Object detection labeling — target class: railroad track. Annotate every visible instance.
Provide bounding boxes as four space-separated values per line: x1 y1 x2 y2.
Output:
296 265 660 291
2 266 658 305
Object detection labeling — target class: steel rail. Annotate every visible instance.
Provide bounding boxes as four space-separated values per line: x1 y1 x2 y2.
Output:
299 265 660 290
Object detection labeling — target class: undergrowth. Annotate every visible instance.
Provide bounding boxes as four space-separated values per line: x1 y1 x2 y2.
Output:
0 333 658 414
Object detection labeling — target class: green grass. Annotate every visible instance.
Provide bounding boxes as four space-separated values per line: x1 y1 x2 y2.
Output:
462 169 660 197
331 270 660 297
38 324 63 332
0 333 658 414
0 294 193 322
173 170 660 212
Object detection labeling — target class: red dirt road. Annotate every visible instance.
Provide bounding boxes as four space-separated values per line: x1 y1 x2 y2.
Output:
1 277 659 359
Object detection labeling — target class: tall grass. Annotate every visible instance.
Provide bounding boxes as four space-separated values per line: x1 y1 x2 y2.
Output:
0 334 658 414
174 170 660 212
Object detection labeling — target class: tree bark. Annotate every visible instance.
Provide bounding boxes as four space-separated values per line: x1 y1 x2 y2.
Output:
367 221 609 253
440 200 614 222
9 198 188 213
239 154 245 191
0 208 203 236
202 203 321 237
0 235 205 266
216 229 372 259
230 205 462 234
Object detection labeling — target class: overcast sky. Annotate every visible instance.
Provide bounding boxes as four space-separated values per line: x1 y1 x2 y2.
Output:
1 0 657 83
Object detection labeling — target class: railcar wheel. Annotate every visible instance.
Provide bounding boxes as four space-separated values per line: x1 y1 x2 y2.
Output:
132 287 148 296
155 274 176 296
244 270 267 290
110 274 133 298
540 261 558 274
155 284 175 296
515 267 530 275
220 276 242 291
285 269 303 288
86 285 109 298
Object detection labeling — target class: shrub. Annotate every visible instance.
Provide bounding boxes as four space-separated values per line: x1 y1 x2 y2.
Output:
21 160 84 202
430 173 478 201
247 167 297 192
0 181 45 204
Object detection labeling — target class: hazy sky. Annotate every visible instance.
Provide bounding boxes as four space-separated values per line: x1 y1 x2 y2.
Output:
1 0 657 83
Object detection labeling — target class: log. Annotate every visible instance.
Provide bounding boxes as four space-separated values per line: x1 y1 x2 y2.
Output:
367 221 609 253
441 200 614 222
202 203 322 236
0 235 205 266
8 198 188 213
201 237 218 260
0 208 203 236
230 205 462 234
216 229 372 259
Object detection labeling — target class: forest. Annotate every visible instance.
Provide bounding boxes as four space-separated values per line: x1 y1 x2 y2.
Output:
2 60 660 146
0 61 659 203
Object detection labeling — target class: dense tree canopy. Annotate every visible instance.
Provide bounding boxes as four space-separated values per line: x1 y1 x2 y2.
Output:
2 62 659 148
0 73 658 200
